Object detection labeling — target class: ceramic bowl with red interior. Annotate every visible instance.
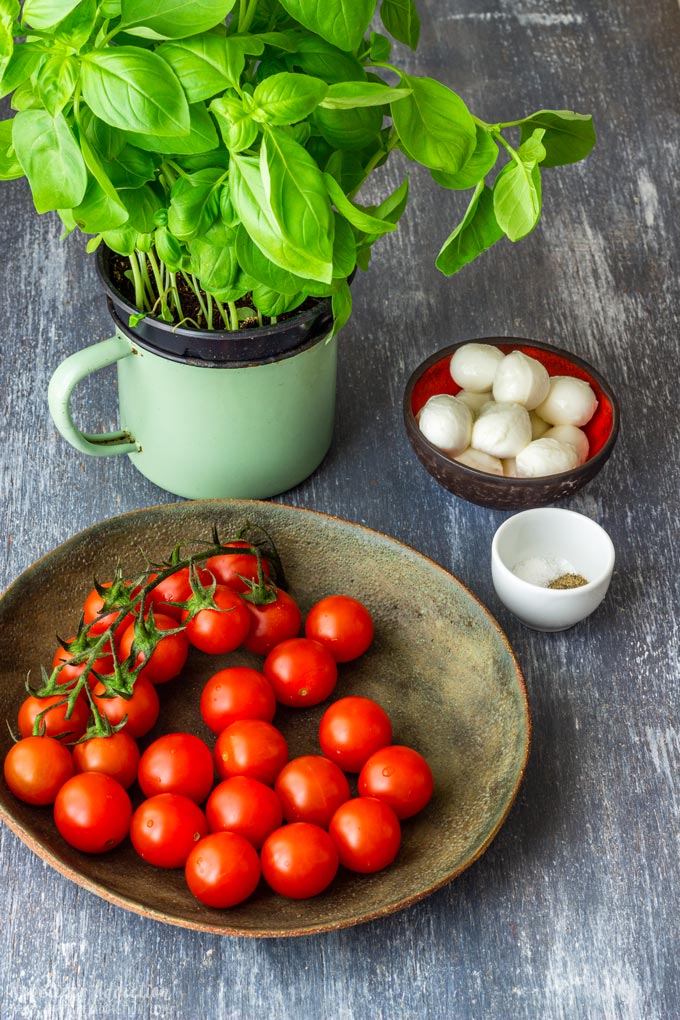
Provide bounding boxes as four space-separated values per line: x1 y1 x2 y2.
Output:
403 338 620 510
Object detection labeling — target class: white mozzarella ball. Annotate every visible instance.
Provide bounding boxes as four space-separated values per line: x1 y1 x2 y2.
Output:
455 390 492 418
530 410 550 440
491 350 550 409
418 394 472 456
544 425 590 464
515 438 580 477
535 375 598 426
449 343 505 393
454 447 504 476
503 458 520 477
471 401 532 459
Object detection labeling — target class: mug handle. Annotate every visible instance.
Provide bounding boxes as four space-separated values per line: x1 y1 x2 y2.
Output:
48 334 140 457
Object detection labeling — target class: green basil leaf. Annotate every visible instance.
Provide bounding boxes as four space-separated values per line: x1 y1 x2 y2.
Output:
236 224 301 294
369 31 391 62
0 119 23 180
436 182 503 275
1 43 44 100
252 72 327 125
285 32 365 83
0 1 18 83
323 149 365 195
12 108 87 212
380 0 420 49
10 78 42 111
277 0 377 52
81 47 190 136
517 127 546 166
22 0 80 30
493 153 542 242
323 171 396 235
104 145 156 188
100 0 122 17
320 81 410 110
37 54 78 117
168 167 223 239
190 237 238 292
332 213 356 278
101 224 138 255
53 0 97 50
71 175 129 232
392 74 475 173
124 102 218 154
123 182 163 232
154 226 183 270
331 278 352 336
157 34 234 102
79 107 127 160
210 95 257 152
78 125 123 204
119 0 236 40
252 32 298 52
251 283 306 317
431 125 498 190
518 109 596 168
314 103 383 151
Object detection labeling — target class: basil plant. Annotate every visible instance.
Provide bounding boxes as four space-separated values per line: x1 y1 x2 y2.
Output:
0 0 595 333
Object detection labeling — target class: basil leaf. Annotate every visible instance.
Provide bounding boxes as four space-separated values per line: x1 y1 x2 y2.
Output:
101 224 139 256
53 0 97 50
332 213 356 278
392 74 475 173
369 31 391 62
285 33 364 84
431 125 498 190
0 44 43 100
518 109 596 168
12 108 87 212
493 147 543 242
72 176 129 232
81 47 190 136
323 171 396 235
252 72 327 125
0 119 23 180
320 81 410 110
277 0 377 52
155 226 183 270
119 0 237 40
380 0 420 50
22 0 80 30
324 149 365 195
210 95 257 152
124 182 163 232
251 283 306 317
190 237 238 292
331 279 352 336
0 1 18 83
79 108 127 160
104 145 156 189
168 167 223 239
37 54 78 117
436 182 503 275
314 104 383 150
236 225 302 294
124 103 218 154
157 34 234 102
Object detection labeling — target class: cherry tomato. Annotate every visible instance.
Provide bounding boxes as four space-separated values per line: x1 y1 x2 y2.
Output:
130 793 208 868
274 755 350 829
138 732 214 803
182 584 251 654
358 745 434 819
261 823 339 899
3 736 74 805
118 612 189 685
185 831 261 908
54 772 131 853
242 588 302 656
83 581 135 642
18 693 90 741
206 776 283 849
329 797 401 873
144 567 212 621
214 719 288 786
205 542 271 593
53 640 114 688
319 696 393 773
199 667 276 735
305 595 374 662
72 731 140 789
92 677 160 739
263 638 337 708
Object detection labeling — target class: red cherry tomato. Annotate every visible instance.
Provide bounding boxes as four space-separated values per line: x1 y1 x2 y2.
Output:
72 731 140 789
214 719 288 786
242 588 302 656
329 797 401 873
274 755 350 829
185 831 261 908
18 693 90 741
205 541 271 593
4 736 74 805
53 640 114 687
305 595 374 662
130 793 208 868
144 567 212 621
263 638 337 708
319 696 393 773
118 612 189 685
358 745 434 819
83 581 135 642
199 667 276 735
261 823 339 899
92 677 160 739
206 776 283 849
182 584 251 654
54 772 132 853
138 732 214 803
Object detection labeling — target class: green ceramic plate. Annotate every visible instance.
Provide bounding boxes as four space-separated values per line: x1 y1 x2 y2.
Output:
0 501 530 936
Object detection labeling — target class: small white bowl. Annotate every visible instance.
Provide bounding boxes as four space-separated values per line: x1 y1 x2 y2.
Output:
491 508 615 631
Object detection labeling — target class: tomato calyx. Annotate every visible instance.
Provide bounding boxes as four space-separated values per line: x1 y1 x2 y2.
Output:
238 556 279 607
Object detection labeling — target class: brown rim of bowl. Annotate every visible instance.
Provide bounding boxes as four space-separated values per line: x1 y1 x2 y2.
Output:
403 337 621 487
0 499 531 937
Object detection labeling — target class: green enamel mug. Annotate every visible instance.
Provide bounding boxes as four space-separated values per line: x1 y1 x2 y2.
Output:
48 251 337 500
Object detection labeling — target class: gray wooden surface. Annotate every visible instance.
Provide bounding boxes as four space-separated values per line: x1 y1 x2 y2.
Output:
1 1 679 1018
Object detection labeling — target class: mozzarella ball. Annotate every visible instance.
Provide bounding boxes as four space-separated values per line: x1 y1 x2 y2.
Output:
535 375 598 426
455 390 492 418
471 401 532 459
450 343 505 393
503 458 520 477
515 438 580 477
530 410 550 440
418 394 472 456
544 425 590 464
454 447 504 476
492 351 550 410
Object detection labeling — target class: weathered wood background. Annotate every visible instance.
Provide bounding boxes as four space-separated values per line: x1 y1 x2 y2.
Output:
1 1 678 1017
